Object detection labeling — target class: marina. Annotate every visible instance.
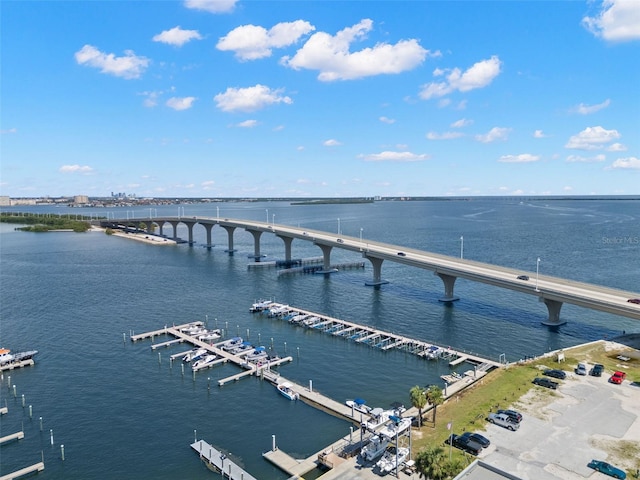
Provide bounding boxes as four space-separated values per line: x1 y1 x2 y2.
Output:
191 440 257 480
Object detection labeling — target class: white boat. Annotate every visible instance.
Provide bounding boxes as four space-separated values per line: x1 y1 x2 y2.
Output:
250 300 273 312
276 382 298 401
12 350 38 362
229 342 254 355
192 354 217 371
346 399 372 415
180 323 204 334
267 305 290 317
245 346 268 363
182 348 207 362
0 349 14 365
198 329 221 342
361 408 395 430
219 337 243 351
360 434 390 461
376 447 410 474
379 416 412 440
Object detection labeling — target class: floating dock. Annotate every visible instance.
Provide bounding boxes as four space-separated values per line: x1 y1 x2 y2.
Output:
0 359 35 372
191 439 257 480
256 303 501 370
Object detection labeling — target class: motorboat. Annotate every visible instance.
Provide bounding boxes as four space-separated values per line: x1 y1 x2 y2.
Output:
346 398 372 415
361 408 395 430
229 342 255 356
376 447 410 474
360 434 390 461
245 346 268 363
182 348 207 362
0 349 14 365
276 382 299 401
192 354 217 371
180 323 204 334
421 345 441 359
12 350 38 362
267 305 290 317
219 337 243 351
250 299 273 312
379 416 412 440
198 329 221 342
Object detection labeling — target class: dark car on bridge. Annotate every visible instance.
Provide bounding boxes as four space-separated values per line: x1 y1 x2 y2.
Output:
517 275 529 281
628 298 640 305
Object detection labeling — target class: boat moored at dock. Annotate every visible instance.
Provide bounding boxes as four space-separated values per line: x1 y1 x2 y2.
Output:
276 382 299 401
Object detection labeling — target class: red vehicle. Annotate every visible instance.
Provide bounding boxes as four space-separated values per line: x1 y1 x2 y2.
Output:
609 371 626 384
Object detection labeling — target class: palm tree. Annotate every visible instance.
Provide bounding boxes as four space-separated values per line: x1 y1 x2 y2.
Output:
425 385 444 425
415 446 449 480
410 385 427 427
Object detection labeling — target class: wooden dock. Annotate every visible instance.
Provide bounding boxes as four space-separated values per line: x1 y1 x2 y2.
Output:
191 439 257 480
0 431 24 445
258 303 502 370
0 462 44 480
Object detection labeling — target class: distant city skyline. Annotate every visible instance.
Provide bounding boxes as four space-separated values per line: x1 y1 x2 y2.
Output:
1 0 639 198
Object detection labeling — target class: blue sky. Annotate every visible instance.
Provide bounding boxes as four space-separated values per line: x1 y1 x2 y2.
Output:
1 0 639 198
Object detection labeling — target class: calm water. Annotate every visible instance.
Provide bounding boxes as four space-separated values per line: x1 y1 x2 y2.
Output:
1 199 638 479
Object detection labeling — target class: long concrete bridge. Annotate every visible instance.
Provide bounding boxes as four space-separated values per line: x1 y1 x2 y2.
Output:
97 216 640 327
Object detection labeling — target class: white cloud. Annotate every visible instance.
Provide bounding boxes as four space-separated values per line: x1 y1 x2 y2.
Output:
323 139 342 147
609 156 640 169
1 128 17 134
451 118 472 128
202 180 215 188
475 127 510 143
214 84 292 113
217 21 315 61
582 0 640 42
184 0 237 13
566 154 606 162
166 96 196 110
426 131 464 140
419 56 502 99
533 129 547 138
236 119 258 128
571 99 611 115
379 116 396 124
608 142 627 151
74 45 149 79
565 126 621 150
281 19 431 81
358 151 429 162
498 154 540 163
60 164 93 173
153 26 203 47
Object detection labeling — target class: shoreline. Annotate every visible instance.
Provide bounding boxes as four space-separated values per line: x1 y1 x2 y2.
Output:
91 226 177 245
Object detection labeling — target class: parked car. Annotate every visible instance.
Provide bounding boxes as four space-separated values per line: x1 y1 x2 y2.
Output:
533 377 559 390
459 431 490 448
444 433 483 455
587 459 627 479
543 369 567 380
575 363 587 376
487 413 520 431
609 371 626 384
517 275 529 281
496 409 522 423
590 364 604 377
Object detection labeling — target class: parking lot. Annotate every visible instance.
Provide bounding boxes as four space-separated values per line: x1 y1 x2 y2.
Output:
479 369 640 479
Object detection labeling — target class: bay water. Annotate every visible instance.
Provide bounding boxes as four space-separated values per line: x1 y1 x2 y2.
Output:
1 198 638 479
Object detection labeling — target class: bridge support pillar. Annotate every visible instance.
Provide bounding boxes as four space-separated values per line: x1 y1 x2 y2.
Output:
436 273 459 302
186 223 194 246
222 226 236 254
276 235 293 262
541 298 565 326
363 254 388 286
202 224 214 249
155 221 165 237
247 230 264 260
315 244 337 273
169 221 180 240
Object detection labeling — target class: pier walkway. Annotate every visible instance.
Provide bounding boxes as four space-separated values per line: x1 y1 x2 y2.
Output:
191 439 257 480
257 303 502 370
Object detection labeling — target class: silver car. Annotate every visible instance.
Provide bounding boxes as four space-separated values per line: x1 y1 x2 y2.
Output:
575 363 587 376
487 412 520 431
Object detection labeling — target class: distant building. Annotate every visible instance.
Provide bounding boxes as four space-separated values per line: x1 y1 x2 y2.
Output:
0 196 10 207
74 195 89 205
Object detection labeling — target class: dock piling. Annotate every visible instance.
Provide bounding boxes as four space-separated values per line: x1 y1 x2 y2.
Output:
61 444 65 461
